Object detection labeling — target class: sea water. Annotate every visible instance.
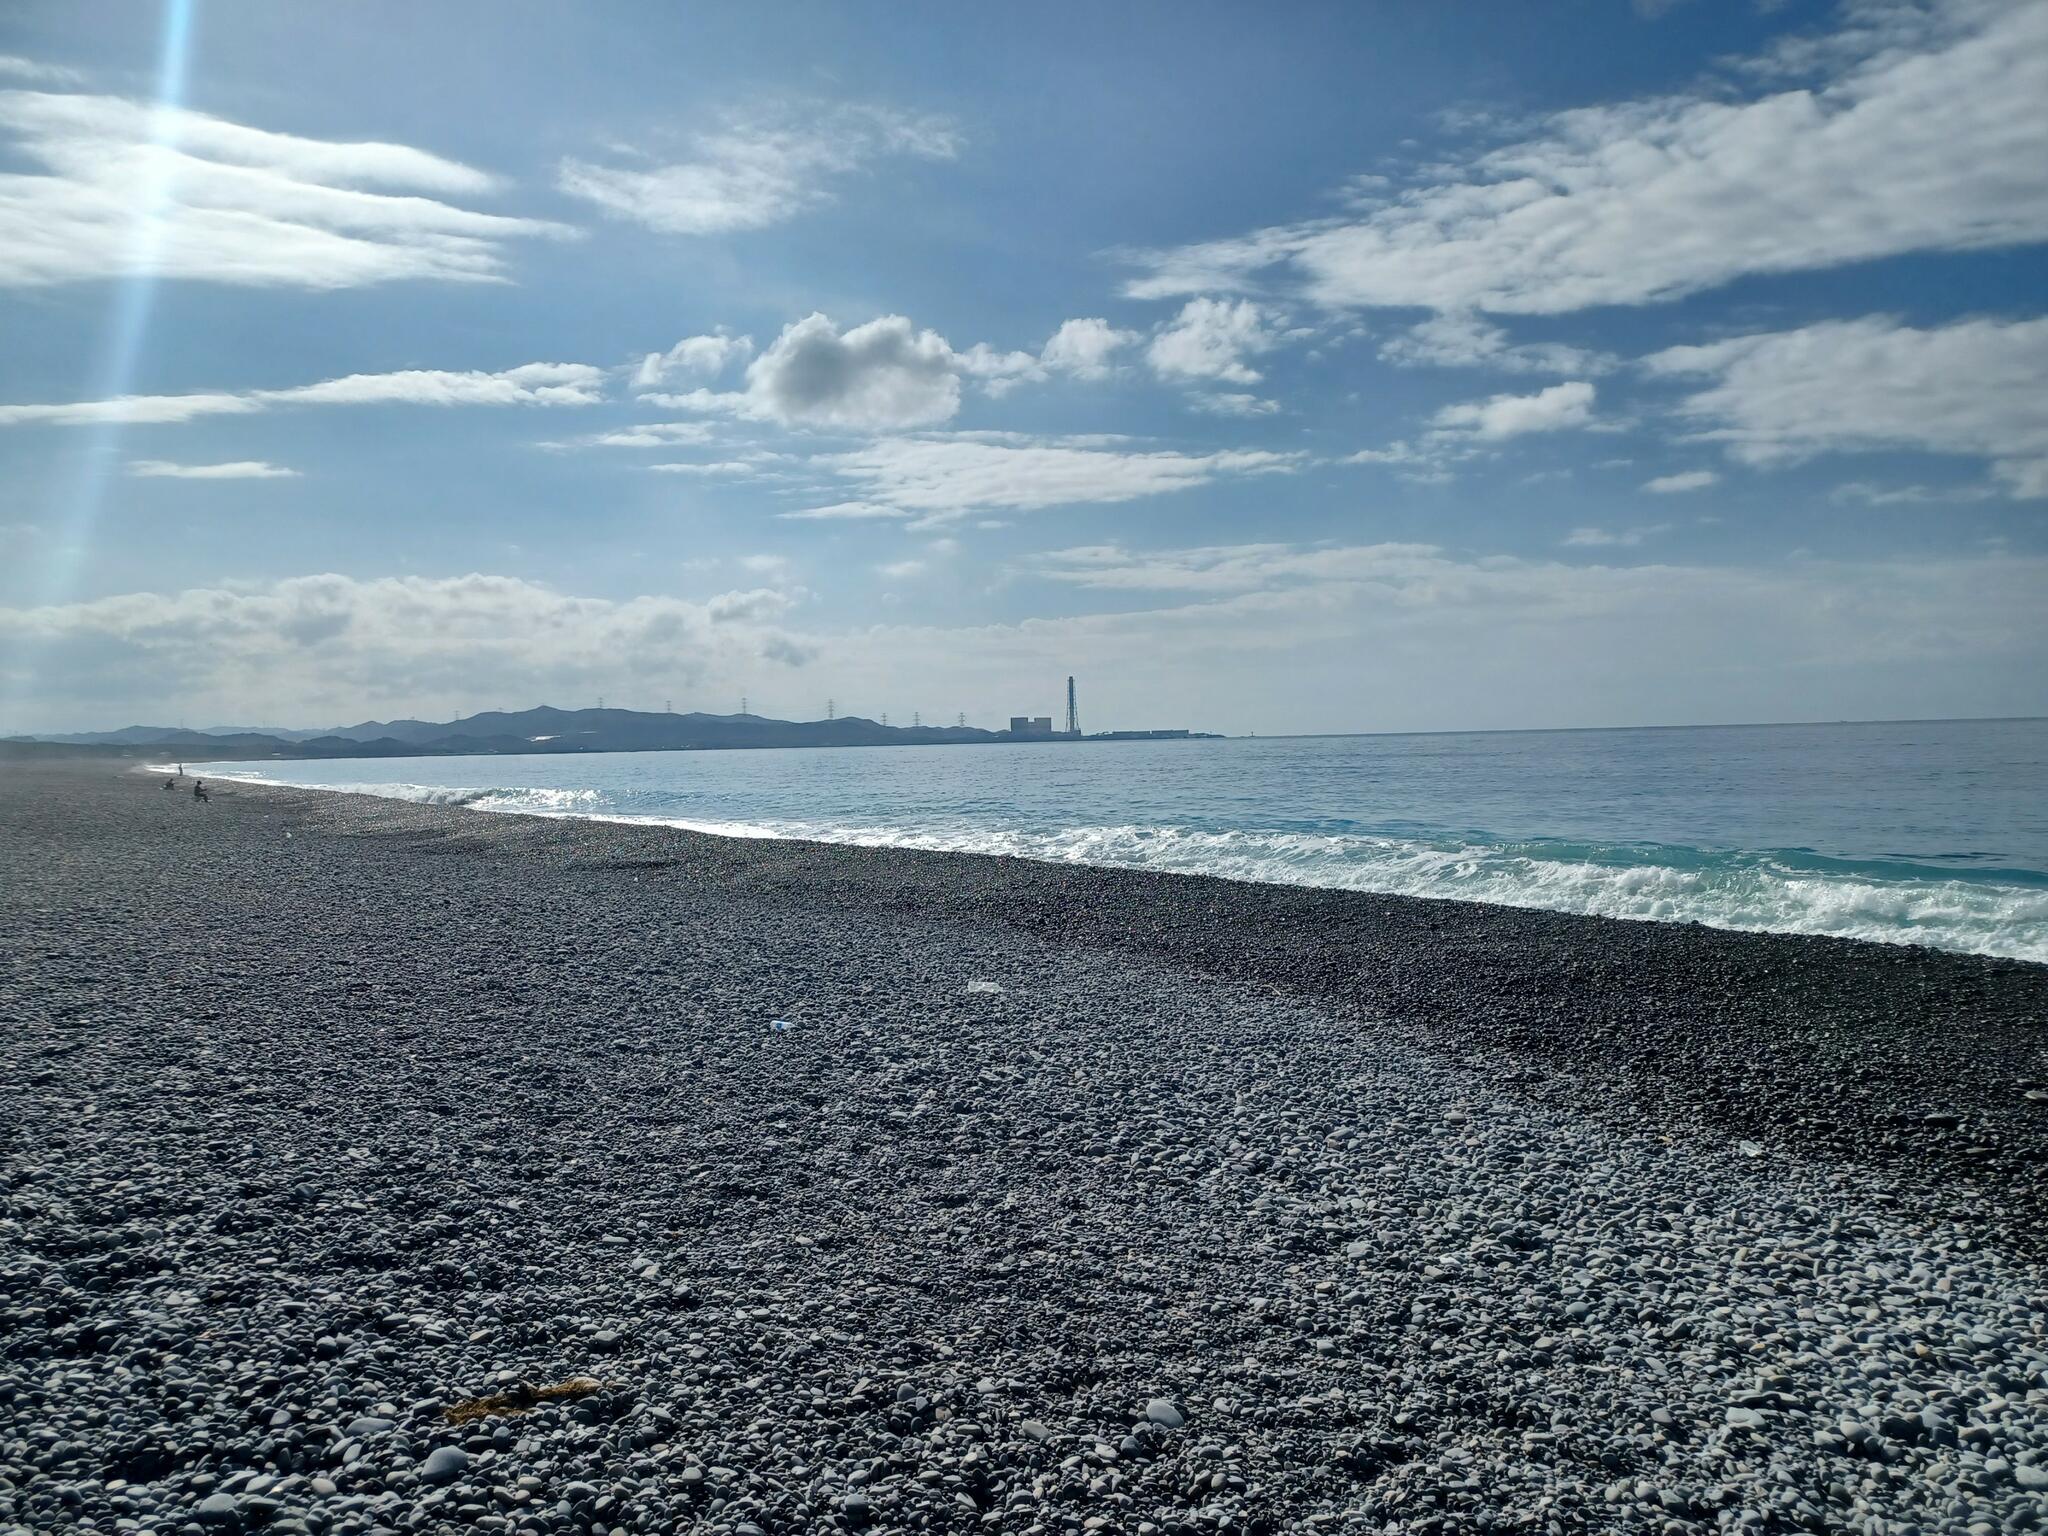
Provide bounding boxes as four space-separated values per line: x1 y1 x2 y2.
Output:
205 717 2048 963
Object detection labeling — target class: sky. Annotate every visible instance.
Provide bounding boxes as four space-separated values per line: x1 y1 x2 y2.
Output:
1 0 2044 736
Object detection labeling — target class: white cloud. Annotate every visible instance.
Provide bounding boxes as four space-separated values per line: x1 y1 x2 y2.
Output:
632 331 754 389
1562 525 1669 547
556 422 718 449
0 362 606 427
0 88 573 288
676 313 961 431
1643 469 1719 494
876 558 928 580
1645 315 2048 497
0 57 83 85
1039 318 1140 379
1035 541 1451 593
775 501 910 522
647 460 756 476
1121 1 2048 315
557 103 957 235
953 343 1047 395
0 573 814 726
653 311 1150 427
1431 380 1596 439
821 436 1303 521
1190 392 1280 417
1379 312 1618 375
1147 298 1284 384
1831 480 1998 507
128 459 300 480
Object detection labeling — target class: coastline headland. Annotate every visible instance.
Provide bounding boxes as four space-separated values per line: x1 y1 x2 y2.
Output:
3 760 2043 1534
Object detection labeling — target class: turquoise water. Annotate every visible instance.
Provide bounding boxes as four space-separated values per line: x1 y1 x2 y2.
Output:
205 717 2048 963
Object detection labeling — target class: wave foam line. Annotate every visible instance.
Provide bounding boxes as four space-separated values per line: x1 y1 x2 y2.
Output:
207 773 2048 964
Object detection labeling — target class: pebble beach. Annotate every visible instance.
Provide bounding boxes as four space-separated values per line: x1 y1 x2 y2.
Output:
3 761 2045 1536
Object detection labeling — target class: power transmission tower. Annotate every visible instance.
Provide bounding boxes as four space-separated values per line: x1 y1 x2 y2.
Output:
826 698 835 720
740 695 748 716
664 699 672 713
597 695 605 710
956 712 965 728
913 710 921 728
881 712 889 727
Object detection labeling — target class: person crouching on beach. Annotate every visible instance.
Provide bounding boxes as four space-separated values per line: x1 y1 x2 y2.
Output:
192 780 209 803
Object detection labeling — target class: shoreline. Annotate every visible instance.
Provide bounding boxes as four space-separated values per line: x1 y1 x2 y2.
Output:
4 759 2046 1534
184 756 2048 967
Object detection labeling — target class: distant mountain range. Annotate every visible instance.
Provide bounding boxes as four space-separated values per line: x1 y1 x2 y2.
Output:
7 705 1039 760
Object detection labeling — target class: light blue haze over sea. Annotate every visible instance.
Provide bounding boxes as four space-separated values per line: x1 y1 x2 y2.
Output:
208 717 2048 964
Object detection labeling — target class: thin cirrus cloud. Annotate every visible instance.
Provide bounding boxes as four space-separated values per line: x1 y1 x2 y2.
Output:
127 459 300 480
0 87 575 288
1118 0 2048 315
0 363 607 427
557 103 959 235
1645 314 2048 498
815 435 1304 524
1643 470 1719 494
1379 313 1618 377
1563 525 1670 548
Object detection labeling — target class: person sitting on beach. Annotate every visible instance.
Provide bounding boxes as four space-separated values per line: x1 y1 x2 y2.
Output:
164 779 175 790
193 781 209 803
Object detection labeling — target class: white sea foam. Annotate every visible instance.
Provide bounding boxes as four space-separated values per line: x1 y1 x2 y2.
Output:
606 815 2048 964
206 771 2048 964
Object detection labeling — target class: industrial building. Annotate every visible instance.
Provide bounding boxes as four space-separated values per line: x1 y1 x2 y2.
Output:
1004 677 1205 741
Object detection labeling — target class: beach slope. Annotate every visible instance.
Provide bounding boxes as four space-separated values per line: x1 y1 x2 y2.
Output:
2 762 2043 1535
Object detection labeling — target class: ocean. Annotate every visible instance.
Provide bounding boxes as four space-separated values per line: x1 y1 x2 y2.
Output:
203 716 2048 964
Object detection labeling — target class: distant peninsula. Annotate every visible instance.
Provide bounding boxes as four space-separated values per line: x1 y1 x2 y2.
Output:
5 704 1218 762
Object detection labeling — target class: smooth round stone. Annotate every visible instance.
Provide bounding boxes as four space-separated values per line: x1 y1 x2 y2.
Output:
418 1446 470 1486
194 1491 243 1528
1145 1398 1185 1429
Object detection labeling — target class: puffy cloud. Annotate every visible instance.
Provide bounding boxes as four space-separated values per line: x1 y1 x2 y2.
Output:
820 436 1303 522
1431 380 1596 439
0 88 573 288
674 313 961 431
1147 298 1284 384
656 310 1147 425
632 331 754 389
1121 1 2048 315
1642 469 1719 494
128 460 300 480
1645 315 2048 496
558 103 958 235
0 573 814 727
1039 318 1140 379
647 460 757 476
0 363 606 427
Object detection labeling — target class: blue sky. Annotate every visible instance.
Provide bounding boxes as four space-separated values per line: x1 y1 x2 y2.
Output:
1 0 2044 733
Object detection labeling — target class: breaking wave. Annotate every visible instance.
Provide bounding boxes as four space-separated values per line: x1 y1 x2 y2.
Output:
206 765 2048 963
